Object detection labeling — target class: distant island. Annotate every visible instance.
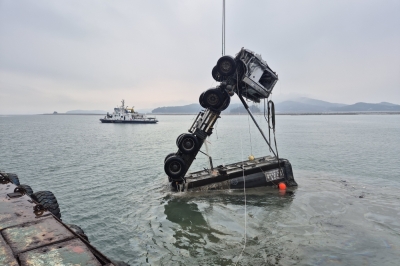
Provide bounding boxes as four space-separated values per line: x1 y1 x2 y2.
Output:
52 97 400 116
151 103 253 114
44 110 108 115
66 110 107 114
152 104 202 114
151 97 400 114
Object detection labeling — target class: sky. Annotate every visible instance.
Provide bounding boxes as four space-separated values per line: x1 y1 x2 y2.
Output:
0 0 399 114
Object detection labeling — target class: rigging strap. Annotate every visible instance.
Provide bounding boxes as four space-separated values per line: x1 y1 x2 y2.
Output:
237 92 277 158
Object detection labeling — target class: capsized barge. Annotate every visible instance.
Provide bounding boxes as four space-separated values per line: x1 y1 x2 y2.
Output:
183 156 296 191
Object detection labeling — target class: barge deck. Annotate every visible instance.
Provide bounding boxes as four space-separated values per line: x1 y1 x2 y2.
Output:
0 174 125 266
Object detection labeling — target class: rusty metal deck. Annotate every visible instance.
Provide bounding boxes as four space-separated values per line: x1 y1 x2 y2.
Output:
0 181 116 266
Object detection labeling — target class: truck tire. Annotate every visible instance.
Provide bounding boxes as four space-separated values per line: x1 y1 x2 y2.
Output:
203 88 224 109
216 55 236 76
178 134 199 154
212 66 224 82
176 133 186 147
199 92 207 108
31 191 61 219
164 152 176 163
164 155 186 179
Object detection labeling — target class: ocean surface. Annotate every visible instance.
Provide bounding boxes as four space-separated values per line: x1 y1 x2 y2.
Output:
0 114 399 265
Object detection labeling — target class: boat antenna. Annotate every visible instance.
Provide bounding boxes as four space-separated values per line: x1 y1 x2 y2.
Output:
222 0 225 56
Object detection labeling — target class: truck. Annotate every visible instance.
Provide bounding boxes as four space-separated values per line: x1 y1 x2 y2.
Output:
164 48 297 191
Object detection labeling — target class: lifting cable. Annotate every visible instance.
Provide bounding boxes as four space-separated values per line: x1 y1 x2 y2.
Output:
247 113 253 156
238 92 277 158
264 98 271 152
268 100 280 160
263 98 282 176
265 99 279 159
222 0 225 56
235 117 247 266
231 6 247 264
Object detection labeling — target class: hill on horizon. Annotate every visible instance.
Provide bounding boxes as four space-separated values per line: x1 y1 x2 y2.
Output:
151 97 400 114
152 103 244 114
66 110 107 114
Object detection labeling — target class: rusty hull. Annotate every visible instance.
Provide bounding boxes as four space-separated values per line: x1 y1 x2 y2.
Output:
0 181 115 265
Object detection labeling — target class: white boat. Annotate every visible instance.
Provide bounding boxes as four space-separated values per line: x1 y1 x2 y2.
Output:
100 100 158 124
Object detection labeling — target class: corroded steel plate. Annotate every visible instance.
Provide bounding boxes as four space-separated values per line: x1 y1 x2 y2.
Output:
0 234 18 266
18 238 102 266
0 183 50 230
2 216 75 254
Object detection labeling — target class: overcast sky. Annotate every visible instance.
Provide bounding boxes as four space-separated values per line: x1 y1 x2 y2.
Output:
1 0 399 114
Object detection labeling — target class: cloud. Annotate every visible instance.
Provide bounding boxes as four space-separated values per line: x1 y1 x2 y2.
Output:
0 0 399 114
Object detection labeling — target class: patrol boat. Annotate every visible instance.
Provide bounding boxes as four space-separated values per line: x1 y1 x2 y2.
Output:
100 100 158 124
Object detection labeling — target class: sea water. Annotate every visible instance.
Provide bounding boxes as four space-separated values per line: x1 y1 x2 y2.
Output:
0 114 399 265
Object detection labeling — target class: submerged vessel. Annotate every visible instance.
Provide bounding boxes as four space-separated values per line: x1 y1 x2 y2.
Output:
184 156 296 191
100 100 158 124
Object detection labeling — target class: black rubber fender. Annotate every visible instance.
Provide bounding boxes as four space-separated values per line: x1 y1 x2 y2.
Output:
31 191 61 219
65 224 89 242
16 184 34 196
7 173 20 186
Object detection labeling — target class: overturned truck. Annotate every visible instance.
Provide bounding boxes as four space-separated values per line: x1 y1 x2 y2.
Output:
164 48 297 191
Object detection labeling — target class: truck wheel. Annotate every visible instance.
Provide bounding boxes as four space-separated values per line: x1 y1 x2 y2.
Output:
199 92 207 108
176 133 186 147
212 66 224 82
204 88 223 109
15 184 34 196
178 134 199 154
164 155 186 179
217 55 236 76
164 152 176 163
31 191 61 219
